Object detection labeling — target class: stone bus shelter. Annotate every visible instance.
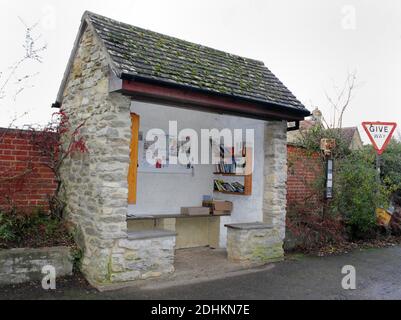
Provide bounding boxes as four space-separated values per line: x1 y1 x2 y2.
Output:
54 11 310 287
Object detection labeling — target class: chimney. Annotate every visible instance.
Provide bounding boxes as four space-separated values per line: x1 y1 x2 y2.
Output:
311 107 322 123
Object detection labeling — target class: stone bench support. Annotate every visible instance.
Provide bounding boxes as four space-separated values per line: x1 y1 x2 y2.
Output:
225 222 284 266
108 230 176 283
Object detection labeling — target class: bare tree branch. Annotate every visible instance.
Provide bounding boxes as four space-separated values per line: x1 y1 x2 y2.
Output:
337 71 357 128
323 70 358 129
0 17 47 103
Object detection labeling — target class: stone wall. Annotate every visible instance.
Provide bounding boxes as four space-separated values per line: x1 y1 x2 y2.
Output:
226 223 284 266
263 121 288 243
110 234 175 282
0 246 72 285
59 25 137 284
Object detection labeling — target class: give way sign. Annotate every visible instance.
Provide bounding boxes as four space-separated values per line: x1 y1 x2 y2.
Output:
362 122 397 155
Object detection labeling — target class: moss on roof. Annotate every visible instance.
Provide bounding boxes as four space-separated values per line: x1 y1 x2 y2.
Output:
85 11 307 111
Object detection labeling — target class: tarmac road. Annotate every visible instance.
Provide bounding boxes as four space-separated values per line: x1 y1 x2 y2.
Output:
1 246 401 300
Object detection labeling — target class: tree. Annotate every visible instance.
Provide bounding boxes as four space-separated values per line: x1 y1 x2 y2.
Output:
0 17 47 141
321 70 358 129
0 18 46 103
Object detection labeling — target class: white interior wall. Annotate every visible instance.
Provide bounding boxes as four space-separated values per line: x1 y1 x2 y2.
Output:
128 101 265 248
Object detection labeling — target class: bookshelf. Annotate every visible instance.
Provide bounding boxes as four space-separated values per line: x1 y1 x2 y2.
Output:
213 147 253 196
213 174 252 196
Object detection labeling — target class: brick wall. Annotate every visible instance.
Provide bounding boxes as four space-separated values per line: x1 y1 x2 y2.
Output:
287 144 323 212
0 128 57 212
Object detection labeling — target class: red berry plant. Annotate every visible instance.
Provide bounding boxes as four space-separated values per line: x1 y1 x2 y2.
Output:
29 111 88 219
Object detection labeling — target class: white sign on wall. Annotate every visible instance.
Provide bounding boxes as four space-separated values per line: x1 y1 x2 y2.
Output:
362 122 397 155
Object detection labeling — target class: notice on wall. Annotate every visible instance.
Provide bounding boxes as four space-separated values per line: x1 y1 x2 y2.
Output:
138 131 193 174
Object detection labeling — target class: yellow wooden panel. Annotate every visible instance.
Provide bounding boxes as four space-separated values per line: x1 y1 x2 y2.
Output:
244 147 253 195
128 113 140 204
175 217 209 249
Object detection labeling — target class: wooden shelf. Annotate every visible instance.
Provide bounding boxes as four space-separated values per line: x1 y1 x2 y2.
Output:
214 173 252 196
213 173 249 177
213 147 253 196
214 190 247 196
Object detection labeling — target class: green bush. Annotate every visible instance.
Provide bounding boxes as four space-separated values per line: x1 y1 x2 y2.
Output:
291 122 401 244
381 140 401 194
297 125 352 158
0 207 73 249
331 150 391 239
0 212 16 242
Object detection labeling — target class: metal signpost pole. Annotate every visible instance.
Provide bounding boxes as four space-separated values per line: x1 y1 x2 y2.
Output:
375 153 381 219
362 121 397 223
376 153 381 186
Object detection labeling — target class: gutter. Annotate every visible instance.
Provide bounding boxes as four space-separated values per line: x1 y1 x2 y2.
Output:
119 72 311 119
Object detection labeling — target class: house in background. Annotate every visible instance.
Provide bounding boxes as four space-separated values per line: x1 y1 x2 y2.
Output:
288 107 363 150
286 107 364 251
54 11 309 287
340 126 363 150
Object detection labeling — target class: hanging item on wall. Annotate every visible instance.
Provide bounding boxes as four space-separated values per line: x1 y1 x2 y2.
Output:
138 131 193 174
178 135 193 169
141 132 167 169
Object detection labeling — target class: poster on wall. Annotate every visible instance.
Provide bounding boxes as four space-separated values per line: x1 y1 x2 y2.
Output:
138 132 193 174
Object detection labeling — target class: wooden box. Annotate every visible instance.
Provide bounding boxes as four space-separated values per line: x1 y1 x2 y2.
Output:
181 207 211 216
202 201 233 215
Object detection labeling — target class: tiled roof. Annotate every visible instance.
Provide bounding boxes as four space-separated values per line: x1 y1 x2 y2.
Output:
340 127 358 146
83 11 308 114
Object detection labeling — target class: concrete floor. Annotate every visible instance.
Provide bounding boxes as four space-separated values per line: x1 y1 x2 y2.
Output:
152 247 267 289
95 247 270 291
2 246 401 299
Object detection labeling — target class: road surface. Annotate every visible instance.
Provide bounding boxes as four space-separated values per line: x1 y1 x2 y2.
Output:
1 246 401 300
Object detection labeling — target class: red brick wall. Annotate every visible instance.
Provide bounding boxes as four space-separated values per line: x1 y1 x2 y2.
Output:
0 128 57 212
287 144 323 212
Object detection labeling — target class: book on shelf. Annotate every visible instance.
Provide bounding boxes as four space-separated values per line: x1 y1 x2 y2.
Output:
214 162 247 175
214 180 245 193
213 145 250 175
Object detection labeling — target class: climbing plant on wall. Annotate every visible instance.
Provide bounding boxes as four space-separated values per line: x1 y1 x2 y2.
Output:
28 111 88 219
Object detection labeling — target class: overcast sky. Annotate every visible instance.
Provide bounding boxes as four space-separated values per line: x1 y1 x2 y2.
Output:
1 0 400 142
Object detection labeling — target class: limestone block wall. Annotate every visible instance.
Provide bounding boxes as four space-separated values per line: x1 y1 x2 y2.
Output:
110 235 176 282
263 121 288 243
59 26 133 284
226 225 284 265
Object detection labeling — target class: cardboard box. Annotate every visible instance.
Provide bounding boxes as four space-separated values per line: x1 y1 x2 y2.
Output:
202 201 233 215
213 201 233 212
181 207 211 216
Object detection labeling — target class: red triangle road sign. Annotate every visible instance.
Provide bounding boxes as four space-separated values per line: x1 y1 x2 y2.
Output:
362 122 397 155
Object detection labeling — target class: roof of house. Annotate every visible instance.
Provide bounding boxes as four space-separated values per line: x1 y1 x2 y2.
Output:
340 127 359 146
56 11 309 117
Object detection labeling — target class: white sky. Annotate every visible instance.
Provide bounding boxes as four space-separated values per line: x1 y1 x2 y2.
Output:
1 0 400 142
